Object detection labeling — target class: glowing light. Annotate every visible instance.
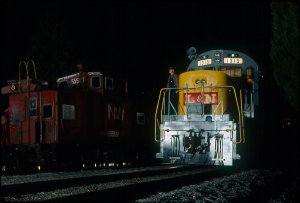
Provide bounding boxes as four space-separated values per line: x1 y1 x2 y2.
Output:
197 59 212 66
94 163 97 168
224 58 243 64
82 164 86 168
206 116 213 122
37 165 41 171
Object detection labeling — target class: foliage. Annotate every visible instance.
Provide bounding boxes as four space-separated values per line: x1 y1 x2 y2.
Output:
270 2 299 112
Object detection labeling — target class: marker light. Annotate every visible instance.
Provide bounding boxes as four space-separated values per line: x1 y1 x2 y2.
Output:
206 116 213 122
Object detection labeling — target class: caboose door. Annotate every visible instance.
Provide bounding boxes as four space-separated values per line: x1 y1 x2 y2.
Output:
39 91 58 144
9 94 37 144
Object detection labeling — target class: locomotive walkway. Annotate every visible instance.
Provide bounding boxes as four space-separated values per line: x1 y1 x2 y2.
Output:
2 165 236 202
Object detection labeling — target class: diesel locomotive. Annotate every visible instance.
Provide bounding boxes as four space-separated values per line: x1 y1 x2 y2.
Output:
155 48 259 166
1 60 147 171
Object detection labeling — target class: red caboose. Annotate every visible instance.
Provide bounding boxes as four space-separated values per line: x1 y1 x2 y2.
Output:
1 61 146 171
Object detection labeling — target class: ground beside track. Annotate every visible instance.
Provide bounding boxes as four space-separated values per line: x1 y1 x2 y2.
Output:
2 167 299 202
136 168 300 203
1 165 226 202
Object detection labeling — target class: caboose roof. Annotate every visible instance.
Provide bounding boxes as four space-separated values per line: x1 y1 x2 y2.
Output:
56 72 102 83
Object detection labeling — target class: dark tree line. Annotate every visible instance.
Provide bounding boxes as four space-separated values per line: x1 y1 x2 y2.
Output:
27 14 76 86
270 2 299 112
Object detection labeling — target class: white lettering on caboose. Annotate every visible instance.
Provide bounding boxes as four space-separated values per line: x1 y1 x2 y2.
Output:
108 104 124 121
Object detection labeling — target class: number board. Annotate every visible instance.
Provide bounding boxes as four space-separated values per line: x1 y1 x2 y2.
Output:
197 59 212 66
224 58 243 64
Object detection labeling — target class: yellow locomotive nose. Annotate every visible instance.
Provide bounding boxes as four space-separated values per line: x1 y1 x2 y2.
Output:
178 70 228 115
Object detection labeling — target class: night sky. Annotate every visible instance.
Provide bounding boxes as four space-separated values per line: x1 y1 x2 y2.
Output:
1 1 271 92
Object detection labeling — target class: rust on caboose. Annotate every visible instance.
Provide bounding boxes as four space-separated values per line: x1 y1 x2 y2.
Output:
1 60 57 144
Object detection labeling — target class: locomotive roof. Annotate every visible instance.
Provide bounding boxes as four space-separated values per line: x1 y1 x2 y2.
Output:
186 48 258 72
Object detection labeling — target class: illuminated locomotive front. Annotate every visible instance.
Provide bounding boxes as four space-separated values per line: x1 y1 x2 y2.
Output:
155 48 259 166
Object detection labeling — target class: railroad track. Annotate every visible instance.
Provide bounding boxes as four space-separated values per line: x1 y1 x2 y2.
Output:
2 165 237 202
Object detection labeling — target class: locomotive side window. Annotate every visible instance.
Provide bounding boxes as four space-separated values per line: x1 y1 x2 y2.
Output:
29 97 37 116
219 66 242 77
105 77 114 90
90 76 101 88
43 104 52 118
62 104 76 120
137 112 145 125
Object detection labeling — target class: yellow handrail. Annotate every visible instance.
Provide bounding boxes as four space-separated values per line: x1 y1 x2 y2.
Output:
154 86 243 144
154 88 166 142
212 86 242 144
160 91 166 124
240 89 245 143
18 59 37 85
213 86 242 144
27 59 37 80
154 88 170 142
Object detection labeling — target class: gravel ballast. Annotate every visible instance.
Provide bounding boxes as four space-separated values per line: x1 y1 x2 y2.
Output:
136 169 299 203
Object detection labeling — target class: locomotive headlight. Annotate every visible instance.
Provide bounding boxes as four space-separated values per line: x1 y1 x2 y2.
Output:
195 79 206 85
228 53 239 57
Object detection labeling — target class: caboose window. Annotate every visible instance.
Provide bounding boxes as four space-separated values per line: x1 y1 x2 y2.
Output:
29 97 37 116
43 104 52 118
62 104 75 120
58 81 68 88
105 77 114 90
91 76 101 88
